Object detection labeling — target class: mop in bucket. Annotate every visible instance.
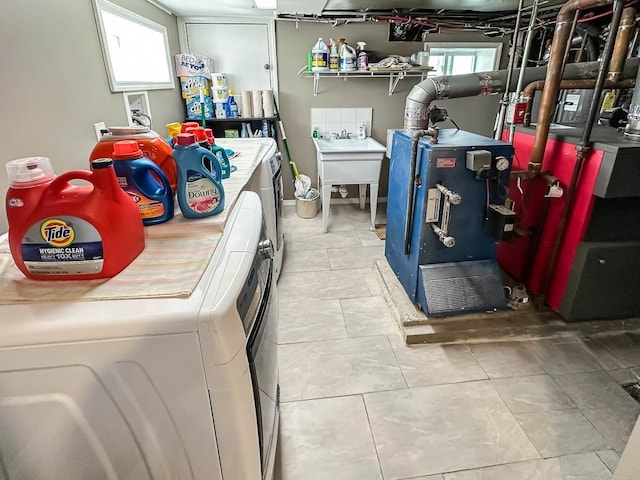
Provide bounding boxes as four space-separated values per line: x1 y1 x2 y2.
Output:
273 94 319 218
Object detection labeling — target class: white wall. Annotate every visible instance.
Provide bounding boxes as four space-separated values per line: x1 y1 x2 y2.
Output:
0 0 184 234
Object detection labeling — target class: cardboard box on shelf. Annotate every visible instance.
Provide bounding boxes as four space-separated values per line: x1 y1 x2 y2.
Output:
185 96 214 120
180 76 211 99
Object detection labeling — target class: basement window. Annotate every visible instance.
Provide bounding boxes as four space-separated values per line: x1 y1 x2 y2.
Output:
92 0 174 92
426 43 502 76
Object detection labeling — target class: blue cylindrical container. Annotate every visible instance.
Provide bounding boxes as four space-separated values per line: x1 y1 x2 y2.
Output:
111 140 174 225
211 145 231 179
173 133 225 219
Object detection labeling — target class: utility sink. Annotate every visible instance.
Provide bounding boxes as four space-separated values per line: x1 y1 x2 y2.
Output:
312 137 387 233
313 137 387 154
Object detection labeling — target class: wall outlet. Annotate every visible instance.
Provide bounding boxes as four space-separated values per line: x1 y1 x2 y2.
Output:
93 122 106 141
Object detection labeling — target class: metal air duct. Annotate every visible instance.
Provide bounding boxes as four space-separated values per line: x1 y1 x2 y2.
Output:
403 57 640 129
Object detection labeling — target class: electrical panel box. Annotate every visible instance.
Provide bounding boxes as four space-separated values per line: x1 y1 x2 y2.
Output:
466 150 492 172
485 204 516 240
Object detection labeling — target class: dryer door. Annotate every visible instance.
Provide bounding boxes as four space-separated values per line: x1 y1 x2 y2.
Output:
246 256 278 474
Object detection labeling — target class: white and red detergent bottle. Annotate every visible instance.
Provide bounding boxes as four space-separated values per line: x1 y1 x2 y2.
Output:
6 158 144 280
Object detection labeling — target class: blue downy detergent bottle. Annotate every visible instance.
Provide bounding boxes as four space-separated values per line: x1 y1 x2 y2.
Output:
173 133 225 218
110 140 174 225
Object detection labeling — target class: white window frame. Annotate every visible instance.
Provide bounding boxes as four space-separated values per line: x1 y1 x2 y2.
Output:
92 0 175 92
426 42 503 77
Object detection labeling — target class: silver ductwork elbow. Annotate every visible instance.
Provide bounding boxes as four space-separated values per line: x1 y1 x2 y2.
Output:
403 71 510 130
404 82 437 130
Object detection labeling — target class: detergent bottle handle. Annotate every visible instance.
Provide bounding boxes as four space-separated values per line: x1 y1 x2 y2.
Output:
44 170 94 199
202 149 222 181
141 162 172 198
211 145 229 164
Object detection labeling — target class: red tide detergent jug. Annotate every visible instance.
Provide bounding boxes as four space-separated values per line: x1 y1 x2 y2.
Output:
7 158 144 280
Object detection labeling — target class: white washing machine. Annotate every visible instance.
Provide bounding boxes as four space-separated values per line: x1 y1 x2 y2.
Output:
217 138 284 281
0 192 279 480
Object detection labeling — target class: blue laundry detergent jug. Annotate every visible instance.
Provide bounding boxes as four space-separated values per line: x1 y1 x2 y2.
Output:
110 140 174 225
173 133 225 218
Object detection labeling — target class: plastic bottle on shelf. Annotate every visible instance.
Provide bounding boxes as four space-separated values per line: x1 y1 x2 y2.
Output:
356 42 369 71
329 38 339 71
357 122 366 140
241 122 250 138
311 37 329 72
226 89 239 118
339 42 357 72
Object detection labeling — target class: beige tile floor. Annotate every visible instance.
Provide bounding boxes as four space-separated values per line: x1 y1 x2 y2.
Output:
274 202 640 480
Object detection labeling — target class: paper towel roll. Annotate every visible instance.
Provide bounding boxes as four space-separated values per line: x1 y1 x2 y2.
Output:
262 89 274 117
241 90 252 118
252 90 263 118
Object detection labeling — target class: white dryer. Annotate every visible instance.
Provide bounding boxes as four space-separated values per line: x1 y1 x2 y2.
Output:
0 192 278 480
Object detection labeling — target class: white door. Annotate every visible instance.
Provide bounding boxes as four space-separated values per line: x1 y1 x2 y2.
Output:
184 22 273 92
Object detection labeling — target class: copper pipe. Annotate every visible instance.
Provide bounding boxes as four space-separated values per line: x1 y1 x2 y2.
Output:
522 78 636 125
527 0 614 173
608 7 637 81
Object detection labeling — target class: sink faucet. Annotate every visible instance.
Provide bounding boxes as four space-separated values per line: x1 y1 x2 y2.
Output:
333 129 352 139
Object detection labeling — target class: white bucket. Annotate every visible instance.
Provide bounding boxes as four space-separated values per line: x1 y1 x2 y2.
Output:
295 194 319 218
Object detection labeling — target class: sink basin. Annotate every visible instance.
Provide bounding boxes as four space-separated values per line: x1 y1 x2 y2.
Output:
312 137 386 154
312 137 387 233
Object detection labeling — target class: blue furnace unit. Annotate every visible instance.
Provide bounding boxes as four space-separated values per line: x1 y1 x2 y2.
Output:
385 129 515 317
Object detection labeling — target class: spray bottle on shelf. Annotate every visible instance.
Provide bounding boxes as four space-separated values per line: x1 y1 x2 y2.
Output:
339 42 357 72
311 37 329 72
356 42 369 71
329 38 339 71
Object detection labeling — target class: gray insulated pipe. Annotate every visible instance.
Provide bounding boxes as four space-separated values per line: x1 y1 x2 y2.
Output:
404 58 640 130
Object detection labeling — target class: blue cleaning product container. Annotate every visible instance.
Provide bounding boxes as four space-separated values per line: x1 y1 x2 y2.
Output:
110 140 174 225
198 127 230 179
173 133 225 219
211 144 231 179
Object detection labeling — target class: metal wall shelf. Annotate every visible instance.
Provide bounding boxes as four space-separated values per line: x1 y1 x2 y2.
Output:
300 68 433 96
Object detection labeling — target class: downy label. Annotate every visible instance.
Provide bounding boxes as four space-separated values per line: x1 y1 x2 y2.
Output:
186 170 220 214
21 216 104 275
